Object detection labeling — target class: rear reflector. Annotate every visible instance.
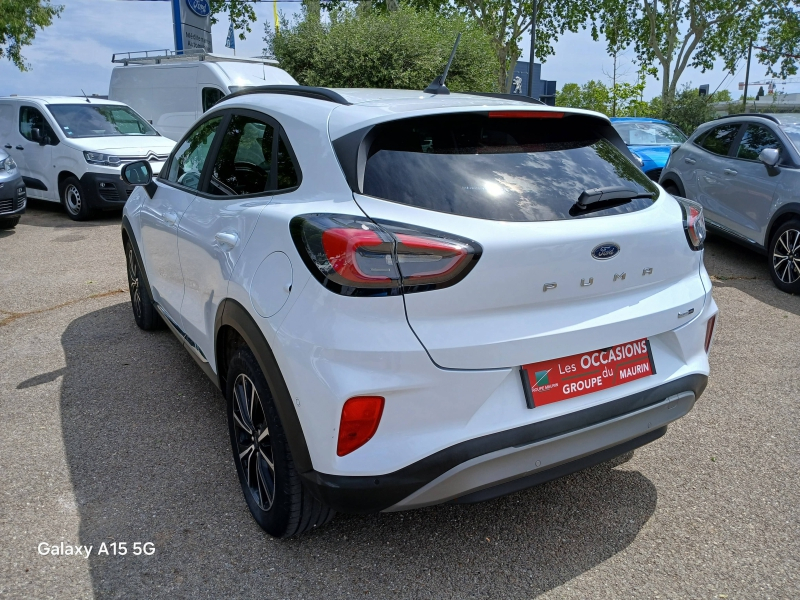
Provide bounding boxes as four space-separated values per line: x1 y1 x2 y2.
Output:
705 315 716 353
337 396 385 456
488 111 564 119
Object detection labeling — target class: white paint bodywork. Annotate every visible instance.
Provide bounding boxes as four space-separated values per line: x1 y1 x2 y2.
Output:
124 89 717 500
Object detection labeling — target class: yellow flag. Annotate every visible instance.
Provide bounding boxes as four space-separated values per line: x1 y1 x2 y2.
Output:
273 1 280 33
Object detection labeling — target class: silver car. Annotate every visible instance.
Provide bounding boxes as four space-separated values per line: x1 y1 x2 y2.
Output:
0 148 26 229
660 113 800 293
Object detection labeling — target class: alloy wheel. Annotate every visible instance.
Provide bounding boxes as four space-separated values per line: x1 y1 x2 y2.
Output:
232 373 276 511
126 246 142 321
773 228 800 284
64 184 82 215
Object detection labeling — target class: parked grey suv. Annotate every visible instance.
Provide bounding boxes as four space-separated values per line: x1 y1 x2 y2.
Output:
660 113 800 293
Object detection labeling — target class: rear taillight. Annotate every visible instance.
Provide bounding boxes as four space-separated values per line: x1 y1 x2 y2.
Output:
705 315 716 353
290 214 481 296
676 197 706 251
337 396 385 456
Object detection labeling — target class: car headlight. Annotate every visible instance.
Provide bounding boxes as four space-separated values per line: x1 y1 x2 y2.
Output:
83 151 121 166
0 157 16 171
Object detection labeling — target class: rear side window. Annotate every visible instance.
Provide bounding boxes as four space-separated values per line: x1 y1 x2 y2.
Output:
276 135 299 189
736 125 783 160
362 113 658 222
697 124 740 156
19 106 57 143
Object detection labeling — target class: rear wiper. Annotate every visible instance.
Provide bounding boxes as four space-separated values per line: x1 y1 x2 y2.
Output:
576 186 654 210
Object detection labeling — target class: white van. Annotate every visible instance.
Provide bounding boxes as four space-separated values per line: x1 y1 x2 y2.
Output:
0 96 175 220
109 51 298 140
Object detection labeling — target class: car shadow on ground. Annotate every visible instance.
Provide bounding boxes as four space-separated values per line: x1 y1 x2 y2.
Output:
19 200 122 229
703 235 800 317
57 303 658 598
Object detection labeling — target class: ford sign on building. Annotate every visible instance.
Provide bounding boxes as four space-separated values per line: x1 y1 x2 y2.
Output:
173 0 213 52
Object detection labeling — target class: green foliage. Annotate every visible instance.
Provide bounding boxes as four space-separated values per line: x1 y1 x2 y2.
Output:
265 7 497 92
0 0 62 71
210 0 256 40
556 79 646 116
595 0 766 107
759 0 800 79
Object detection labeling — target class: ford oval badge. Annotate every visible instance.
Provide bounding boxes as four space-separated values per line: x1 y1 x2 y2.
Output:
591 242 620 260
186 0 211 17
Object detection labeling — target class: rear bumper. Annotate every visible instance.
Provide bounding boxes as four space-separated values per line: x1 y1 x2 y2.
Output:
0 175 26 217
300 373 706 513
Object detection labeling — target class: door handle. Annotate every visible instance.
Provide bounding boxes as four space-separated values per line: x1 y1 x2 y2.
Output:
723 168 738 176
3 144 10 149
162 211 178 226
214 231 239 249
684 157 696 165
15 145 23 150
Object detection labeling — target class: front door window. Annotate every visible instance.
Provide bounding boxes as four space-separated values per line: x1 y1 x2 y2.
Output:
165 116 222 190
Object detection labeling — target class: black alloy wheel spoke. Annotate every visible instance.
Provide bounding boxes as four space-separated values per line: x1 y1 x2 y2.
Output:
232 373 276 511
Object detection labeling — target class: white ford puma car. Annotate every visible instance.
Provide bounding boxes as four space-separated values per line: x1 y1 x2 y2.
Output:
120 86 717 537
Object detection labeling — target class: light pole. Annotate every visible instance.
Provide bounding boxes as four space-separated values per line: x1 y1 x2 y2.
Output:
526 0 538 98
742 41 752 112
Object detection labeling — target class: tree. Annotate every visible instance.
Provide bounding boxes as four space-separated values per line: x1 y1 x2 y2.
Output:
759 1 800 78
598 0 766 110
405 0 595 93
210 0 257 40
265 7 497 92
0 0 62 71
555 79 645 116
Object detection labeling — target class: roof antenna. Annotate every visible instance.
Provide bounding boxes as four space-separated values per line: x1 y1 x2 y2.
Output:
81 89 90 103
424 33 461 95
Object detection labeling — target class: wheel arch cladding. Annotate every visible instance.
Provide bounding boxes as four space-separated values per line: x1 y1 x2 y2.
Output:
215 298 313 474
767 203 800 245
120 217 156 307
660 174 685 196
58 170 79 189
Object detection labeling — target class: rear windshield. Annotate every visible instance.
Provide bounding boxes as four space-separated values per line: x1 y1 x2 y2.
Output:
362 113 658 222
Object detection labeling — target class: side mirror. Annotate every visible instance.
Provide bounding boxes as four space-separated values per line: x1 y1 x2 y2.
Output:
121 160 153 185
759 147 780 168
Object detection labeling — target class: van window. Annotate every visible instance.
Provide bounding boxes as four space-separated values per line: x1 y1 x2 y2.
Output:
202 88 226 112
19 106 57 143
165 116 222 190
209 115 274 196
47 104 157 138
361 113 657 222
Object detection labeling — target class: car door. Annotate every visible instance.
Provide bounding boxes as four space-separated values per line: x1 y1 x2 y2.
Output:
723 124 783 245
177 110 291 362
694 122 744 231
139 115 223 321
12 104 58 200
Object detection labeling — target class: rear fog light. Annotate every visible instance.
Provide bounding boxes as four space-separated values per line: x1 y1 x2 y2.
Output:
337 396 385 456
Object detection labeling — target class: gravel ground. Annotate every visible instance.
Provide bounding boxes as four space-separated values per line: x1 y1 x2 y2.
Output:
0 202 798 599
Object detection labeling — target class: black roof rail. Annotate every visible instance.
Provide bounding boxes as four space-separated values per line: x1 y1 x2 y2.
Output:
460 92 546 105
224 85 352 106
716 112 780 124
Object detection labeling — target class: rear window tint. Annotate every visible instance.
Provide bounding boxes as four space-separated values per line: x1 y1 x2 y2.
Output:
362 114 658 222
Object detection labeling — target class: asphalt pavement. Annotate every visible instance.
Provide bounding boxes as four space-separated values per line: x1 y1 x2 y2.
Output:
0 201 798 599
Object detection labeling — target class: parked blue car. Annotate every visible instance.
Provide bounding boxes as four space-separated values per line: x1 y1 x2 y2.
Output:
610 117 688 182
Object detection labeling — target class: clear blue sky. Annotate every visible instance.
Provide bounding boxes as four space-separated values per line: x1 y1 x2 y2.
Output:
1 0 795 99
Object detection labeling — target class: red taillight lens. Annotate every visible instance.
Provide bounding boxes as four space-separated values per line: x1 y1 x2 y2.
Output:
704 315 716 353
337 396 385 456
290 214 481 296
676 197 706 251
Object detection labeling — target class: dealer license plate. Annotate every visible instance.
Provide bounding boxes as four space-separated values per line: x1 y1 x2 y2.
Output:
521 338 656 407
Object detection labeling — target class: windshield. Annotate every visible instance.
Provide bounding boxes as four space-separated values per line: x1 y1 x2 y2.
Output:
362 113 658 223
777 115 800 148
612 121 686 145
47 104 158 138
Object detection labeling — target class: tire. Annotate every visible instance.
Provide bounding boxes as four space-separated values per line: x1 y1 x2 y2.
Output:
124 239 162 330
226 347 334 537
0 216 20 229
663 183 680 196
768 219 800 294
60 176 93 221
